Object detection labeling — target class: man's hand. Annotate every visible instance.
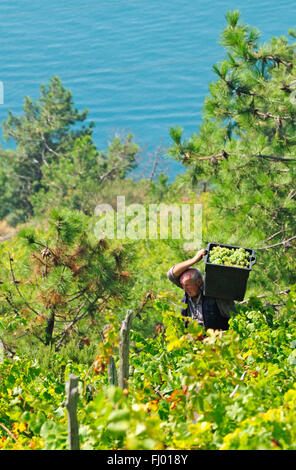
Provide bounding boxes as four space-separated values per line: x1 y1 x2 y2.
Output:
192 248 207 263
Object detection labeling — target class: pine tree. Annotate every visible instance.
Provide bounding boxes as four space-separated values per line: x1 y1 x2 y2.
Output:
0 207 134 349
169 10 296 295
0 76 92 223
0 76 139 225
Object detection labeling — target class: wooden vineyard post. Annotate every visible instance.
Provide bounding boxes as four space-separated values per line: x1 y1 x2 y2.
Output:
65 374 80 450
119 309 134 390
108 355 118 386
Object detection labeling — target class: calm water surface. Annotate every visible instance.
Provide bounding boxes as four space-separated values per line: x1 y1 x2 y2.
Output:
0 0 295 179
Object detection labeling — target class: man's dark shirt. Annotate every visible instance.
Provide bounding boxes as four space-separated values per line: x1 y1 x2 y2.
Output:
167 265 236 330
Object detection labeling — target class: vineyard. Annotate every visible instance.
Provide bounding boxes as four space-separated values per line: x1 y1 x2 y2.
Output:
1 281 296 450
0 10 296 451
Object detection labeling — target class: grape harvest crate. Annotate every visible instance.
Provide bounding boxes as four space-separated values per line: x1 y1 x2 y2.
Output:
203 242 256 301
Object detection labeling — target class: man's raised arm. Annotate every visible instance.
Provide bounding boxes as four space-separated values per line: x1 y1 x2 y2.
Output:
171 249 207 277
166 249 207 288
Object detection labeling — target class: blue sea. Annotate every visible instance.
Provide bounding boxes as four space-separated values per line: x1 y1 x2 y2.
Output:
0 0 295 180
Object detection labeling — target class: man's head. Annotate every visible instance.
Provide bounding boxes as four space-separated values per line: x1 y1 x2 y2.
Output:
179 268 203 298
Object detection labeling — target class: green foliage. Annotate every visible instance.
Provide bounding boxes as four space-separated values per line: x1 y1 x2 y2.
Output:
168 10 296 295
1 76 92 224
0 76 140 225
1 285 296 450
31 132 140 218
97 132 139 180
0 207 134 349
0 8 296 452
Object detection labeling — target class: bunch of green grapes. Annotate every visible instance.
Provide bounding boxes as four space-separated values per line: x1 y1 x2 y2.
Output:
208 246 250 268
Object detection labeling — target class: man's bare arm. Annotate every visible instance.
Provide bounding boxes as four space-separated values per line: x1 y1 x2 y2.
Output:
172 249 207 277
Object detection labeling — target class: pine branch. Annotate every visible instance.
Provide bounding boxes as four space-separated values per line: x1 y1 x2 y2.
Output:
254 154 296 162
185 149 296 164
221 75 260 98
8 253 39 316
98 160 134 183
264 228 286 242
4 293 20 317
239 287 291 304
41 132 63 158
0 336 15 358
65 288 89 303
253 109 295 127
149 149 161 182
256 235 296 250
55 294 110 350
258 54 293 70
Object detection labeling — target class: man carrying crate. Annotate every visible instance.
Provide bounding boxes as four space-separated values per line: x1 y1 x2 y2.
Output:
167 248 236 331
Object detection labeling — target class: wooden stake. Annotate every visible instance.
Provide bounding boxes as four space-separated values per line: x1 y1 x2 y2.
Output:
108 356 118 386
119 309 134 390
65 374 80 450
